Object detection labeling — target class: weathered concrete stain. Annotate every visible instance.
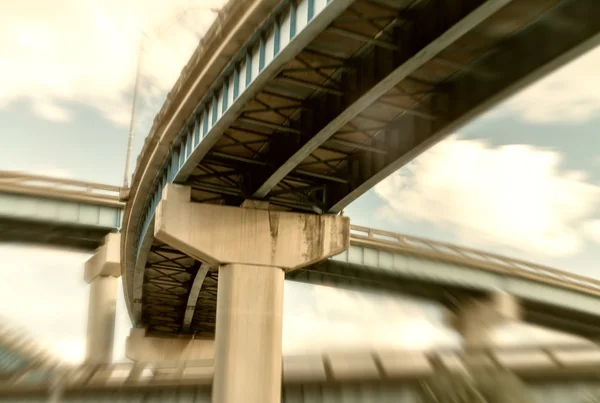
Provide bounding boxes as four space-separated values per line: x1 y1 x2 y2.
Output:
301 214 324 265
268 211 280 262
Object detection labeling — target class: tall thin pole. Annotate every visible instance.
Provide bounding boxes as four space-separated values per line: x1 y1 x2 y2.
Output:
123 39 144 189
121 7 219 189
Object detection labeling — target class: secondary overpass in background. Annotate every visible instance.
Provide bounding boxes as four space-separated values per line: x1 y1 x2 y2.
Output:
0 171 122 251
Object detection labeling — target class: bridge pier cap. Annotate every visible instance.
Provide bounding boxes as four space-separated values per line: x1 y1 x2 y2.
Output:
84 233 120 283
83 233 121 365
153 184 351 270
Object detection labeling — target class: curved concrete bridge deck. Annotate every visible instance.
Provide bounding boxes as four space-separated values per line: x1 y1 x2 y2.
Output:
3 344 600 402
119 0 600 349
0 171 122 251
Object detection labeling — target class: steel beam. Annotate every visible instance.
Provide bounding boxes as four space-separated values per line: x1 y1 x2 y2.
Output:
325 138 387 154
238 117 302 134
275 75 345 96
182 263 211 332
251 0 515 198
326 26 400 51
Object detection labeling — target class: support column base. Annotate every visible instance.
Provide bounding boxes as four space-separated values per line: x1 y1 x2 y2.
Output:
213 264 284 403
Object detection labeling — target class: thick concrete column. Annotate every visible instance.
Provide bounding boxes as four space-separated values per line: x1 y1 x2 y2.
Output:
84 233 121 365
213 264 284 403
154 184 349 403
454 291 521 349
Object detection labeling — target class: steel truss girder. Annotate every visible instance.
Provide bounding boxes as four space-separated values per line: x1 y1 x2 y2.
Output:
326 0 600 212
217 9 403 208
187 134 350 209
189 163 329 212
250 0 514 200
326 26 400 51
142 241 218 336
275 75 346 96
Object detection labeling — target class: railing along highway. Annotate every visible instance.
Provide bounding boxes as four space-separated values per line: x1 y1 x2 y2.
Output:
0 171 123 208
349 225 600 298
3 343 600 391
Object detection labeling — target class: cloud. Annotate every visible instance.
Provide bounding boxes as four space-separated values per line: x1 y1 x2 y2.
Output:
0 0 222 128
374 135 600 258
583 220 600 245
0 244 132 364
283 284 458 353
491 46 600 123
53 338 86 364
0 246 89 357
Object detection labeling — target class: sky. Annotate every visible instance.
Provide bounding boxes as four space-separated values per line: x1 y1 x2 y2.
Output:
1 0 600 364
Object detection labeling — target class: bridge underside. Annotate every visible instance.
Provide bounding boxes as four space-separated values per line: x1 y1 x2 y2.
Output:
141 240 219 337
179 0 600 213
0 217 112 251
136 0 600 337
0 184 121 252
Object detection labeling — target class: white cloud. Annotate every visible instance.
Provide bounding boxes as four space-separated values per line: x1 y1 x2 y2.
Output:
53 338 86 364
33 99 72 122
375 135 600 257
0 245 89 358
491 45 600 123
0 244 131 364
0 0 222 127
283 284 457 353
583 220 600 245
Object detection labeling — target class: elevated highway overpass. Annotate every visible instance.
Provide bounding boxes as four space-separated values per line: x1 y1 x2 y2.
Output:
3 344 600 402
3 0 600 399
116 1 600 397
0 171 122 251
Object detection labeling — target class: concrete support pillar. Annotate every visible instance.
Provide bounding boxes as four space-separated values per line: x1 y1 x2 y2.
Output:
454 291 521 349
85 276 118 364
213 264 284 403
84 233 121 365
153 184 350 403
